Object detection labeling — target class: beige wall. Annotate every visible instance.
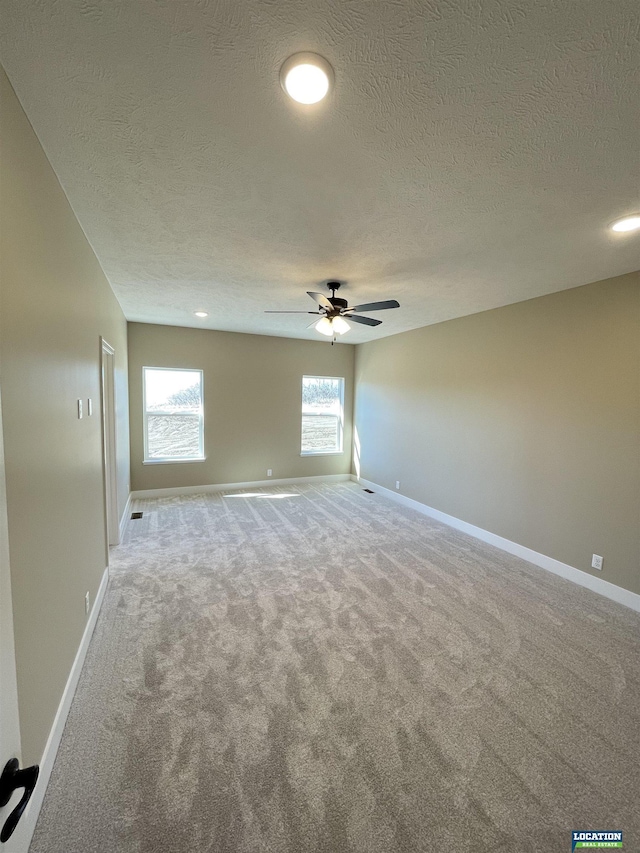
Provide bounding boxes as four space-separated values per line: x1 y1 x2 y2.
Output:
0 66 130 763
128 323 354 491
354 272 640 596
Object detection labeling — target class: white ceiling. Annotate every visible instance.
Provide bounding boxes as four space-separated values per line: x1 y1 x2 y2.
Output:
1 0 639 343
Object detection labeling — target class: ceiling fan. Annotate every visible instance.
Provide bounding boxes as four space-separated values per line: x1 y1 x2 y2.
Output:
265 281 400 340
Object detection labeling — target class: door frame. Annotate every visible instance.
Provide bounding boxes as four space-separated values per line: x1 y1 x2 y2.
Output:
0 377 24 851
100 338 119 548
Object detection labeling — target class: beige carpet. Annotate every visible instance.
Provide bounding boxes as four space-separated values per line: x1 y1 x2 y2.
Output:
30 481 640 852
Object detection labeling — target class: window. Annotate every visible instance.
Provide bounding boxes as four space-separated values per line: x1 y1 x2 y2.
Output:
301 375 344 455
143 367 204 463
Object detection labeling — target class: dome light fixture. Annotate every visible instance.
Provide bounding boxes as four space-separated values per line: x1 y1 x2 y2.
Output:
194 311 208 318
610 214 640 233
280 52 333 105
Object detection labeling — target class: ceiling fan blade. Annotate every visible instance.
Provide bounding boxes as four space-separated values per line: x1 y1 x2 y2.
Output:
264 311 321 314
348 314 382 326
307 291 333 310
347 300 400 312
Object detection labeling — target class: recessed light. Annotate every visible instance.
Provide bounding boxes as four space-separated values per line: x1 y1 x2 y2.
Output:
194 311 208 318
610 215 640 233
280 53 333 105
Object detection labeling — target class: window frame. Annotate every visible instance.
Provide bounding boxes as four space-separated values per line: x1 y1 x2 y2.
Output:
142 366 205 464
300 374 345 457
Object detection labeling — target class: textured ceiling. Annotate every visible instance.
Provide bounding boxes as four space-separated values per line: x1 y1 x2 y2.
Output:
1 0 639 343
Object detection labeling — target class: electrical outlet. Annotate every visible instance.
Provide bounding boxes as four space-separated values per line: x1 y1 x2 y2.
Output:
77 399 83 419
267 469 272 477
395 481 400 490
591 554 603 571
85 591 90 614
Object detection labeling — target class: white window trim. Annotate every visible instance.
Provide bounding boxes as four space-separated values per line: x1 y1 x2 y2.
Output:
143 457 206 465
143 366 205 464
301 374 345 456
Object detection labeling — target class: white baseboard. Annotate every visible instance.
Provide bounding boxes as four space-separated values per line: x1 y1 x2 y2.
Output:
131 473 351 500
10 567 110 852
354 476 640 613
118 491 132 541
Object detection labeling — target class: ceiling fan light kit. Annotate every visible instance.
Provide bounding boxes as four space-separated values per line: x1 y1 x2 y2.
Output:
314 316 335 336
331 315 351 335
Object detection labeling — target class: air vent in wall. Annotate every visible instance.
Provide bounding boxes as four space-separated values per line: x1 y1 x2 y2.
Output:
363 489 375 494
131 512 143 519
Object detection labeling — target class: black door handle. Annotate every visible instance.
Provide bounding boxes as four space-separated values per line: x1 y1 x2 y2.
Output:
0 758 39 843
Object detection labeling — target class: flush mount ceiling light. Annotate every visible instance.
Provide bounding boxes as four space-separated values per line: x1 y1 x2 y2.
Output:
194 311 208 318
610 215 640 232
280 53 333 104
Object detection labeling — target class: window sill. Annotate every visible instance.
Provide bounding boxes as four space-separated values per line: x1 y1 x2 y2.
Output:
143 457 207 465
300 451 344 457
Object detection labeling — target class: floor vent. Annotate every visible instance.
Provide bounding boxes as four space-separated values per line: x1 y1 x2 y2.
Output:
363 488 375 494
131 512 143 519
